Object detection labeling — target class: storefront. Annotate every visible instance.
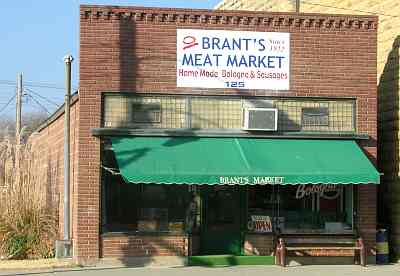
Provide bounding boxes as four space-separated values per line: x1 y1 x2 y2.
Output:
100 133 379 257
95 88 379 261
28 5 380 263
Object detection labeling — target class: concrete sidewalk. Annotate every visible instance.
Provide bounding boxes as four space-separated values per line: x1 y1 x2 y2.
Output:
0 264 399 276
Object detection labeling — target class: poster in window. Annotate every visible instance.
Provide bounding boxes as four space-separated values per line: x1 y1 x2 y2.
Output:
247 215 273 233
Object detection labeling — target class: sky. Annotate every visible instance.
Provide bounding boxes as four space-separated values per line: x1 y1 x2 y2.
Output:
0 0 221 118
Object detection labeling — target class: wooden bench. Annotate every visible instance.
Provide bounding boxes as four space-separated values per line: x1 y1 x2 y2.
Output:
275 235 366 267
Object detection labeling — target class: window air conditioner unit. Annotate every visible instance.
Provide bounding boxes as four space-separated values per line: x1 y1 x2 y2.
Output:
243 108 278 131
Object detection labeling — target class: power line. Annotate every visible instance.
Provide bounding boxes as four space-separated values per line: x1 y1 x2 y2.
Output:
25 95 51 115
0 95 16 115
0 81 67 90
0 80 78 91
25 94 51 114
0 80 15 85
24 88 61 107
301 1 400 18
23 102 50 114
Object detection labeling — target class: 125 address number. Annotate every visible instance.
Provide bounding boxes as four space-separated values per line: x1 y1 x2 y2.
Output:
225 81 245 88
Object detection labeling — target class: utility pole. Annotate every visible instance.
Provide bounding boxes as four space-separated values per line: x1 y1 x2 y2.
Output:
15 73 22 188
16 73 22 144
296 0 300 13
62 55 73 258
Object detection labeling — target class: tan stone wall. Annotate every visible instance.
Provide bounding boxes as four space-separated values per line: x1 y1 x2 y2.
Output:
216 0 294 14
379 37 400 257
216 0 400 258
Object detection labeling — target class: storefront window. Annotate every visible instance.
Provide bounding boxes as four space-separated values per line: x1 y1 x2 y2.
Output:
102 178 192 233
277 185 353 233
247 186 276 233
246 185 353 234
101 143 192 233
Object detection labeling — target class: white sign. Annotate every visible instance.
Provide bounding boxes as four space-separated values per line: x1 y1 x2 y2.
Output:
176 29 290 90
247 215 273 233
295 184 341 200
219 176 284 185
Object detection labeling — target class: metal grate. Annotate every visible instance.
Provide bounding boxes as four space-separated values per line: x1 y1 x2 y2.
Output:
191 98 242 129
275 100 354 132
103 94 355 133
104 95 186 129
132 102 162 123
302 107 329 127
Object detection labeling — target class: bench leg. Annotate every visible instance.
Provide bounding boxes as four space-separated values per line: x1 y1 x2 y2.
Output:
354 249 359 265
277 238 287 267
281 248 286 267
357 238 367 267
360 246 366 267
275 249 281 266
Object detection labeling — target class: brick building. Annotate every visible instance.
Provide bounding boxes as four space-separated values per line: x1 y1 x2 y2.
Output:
216 0 400 259
29 93 79 241
31 5 380 265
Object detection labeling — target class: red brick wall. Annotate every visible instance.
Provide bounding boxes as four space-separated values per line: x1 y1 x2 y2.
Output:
78 5 378 262
29 99 79 241
358 142 378 256
101 234 187 258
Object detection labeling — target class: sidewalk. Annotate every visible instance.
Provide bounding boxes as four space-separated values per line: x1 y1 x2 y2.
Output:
0 264 399 276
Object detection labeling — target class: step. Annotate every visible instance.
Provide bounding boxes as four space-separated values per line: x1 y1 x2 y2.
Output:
188 255 275 266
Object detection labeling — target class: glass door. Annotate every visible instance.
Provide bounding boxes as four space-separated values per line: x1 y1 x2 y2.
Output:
200 186 243 255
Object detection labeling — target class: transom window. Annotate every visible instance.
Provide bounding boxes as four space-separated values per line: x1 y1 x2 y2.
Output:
103 94 355 133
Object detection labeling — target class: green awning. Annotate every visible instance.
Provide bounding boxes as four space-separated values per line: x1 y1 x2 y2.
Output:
111 137 380 185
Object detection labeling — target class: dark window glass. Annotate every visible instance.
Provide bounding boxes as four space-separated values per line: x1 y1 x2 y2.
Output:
277 185 353 234
132 102 161 123
101 143 191 233
302 107 329 127
207 186 238 231
247 186 275 233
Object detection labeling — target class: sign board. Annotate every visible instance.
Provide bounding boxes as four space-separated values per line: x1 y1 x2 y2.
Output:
177 29 290 90
295 184 341 200
247 215 273 233
219 176 284 185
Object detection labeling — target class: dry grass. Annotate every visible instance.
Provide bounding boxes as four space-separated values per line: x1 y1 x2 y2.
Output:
0 135 57 259
0 258 76 270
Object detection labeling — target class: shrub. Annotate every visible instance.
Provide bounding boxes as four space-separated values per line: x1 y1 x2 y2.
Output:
0 136 57 259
